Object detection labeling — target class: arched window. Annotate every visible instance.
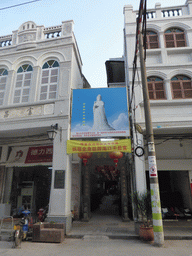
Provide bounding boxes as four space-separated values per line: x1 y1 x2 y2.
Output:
14 64 33 104
171 75 192 99
40 60 59 101
147 76 166 100
164 28 186 48
0 68 8 105
146 31 159 49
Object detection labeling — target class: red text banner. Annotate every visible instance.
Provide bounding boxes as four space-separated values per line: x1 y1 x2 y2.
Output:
25 145 53 163
67 139 131 154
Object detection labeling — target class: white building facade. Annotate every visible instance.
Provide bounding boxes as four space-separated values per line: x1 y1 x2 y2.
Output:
124 1 192 212
0 20 88 233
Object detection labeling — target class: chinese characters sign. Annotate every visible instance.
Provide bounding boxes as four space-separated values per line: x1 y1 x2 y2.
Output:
25 146 53 163
67 139 131 154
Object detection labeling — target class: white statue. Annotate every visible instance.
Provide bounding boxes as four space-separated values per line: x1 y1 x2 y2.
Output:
91 94 114 131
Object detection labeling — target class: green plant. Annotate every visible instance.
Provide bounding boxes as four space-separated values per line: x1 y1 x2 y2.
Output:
132 191 152 227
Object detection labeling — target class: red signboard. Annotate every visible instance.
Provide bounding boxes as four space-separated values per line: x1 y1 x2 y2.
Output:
25 146 53 164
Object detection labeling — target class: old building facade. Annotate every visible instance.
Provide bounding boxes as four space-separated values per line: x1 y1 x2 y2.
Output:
0 20 89 233
124 0 192 213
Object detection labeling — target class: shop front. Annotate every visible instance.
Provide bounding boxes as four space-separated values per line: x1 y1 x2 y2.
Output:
3 145 53 218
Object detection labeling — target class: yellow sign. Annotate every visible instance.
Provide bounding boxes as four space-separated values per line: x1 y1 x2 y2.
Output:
67 139 131 154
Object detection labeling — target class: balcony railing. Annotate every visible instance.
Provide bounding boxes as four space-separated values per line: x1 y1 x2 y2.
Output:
161 9 182 17
43 25 62 39
0 35 12 47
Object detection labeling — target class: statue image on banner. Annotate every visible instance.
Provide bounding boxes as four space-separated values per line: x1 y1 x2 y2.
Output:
91 94 114 131
70 87 130 138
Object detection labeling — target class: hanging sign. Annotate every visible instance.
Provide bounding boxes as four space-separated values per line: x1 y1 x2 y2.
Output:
67 139 131 154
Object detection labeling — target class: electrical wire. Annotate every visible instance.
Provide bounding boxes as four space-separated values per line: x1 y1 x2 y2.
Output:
0 0 41 11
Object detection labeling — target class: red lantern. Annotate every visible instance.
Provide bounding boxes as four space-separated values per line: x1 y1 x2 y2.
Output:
109 151 123 167
78 152 93 166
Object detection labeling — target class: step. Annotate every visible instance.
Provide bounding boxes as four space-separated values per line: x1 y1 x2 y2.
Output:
83 235 109 241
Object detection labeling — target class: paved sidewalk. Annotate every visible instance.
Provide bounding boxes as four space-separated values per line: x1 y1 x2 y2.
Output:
1 213 192 241
67 213 192 240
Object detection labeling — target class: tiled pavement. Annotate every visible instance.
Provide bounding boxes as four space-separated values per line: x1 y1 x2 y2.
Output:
1 213 192 241
67 213 192 240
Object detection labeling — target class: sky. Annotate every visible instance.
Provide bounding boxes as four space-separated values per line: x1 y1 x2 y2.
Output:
0 0 183 88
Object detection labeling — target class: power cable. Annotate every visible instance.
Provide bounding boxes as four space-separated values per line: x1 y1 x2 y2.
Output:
0 0 41 11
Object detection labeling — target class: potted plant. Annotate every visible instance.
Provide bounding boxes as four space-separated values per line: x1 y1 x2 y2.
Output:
132 191 154 241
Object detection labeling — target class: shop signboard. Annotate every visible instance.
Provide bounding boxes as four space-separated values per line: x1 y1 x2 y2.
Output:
7 145 53 165
71 87 130 138
25 146 53 163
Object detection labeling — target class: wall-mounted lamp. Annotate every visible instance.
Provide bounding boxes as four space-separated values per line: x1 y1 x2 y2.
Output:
47 123 58 141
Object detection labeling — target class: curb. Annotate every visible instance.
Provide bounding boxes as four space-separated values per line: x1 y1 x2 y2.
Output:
65 234 192 241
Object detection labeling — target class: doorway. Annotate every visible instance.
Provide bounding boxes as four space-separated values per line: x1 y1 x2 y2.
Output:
10 166 52 217
146 170 192 218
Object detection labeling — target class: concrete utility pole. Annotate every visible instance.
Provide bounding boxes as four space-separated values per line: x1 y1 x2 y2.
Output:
138 24 164 246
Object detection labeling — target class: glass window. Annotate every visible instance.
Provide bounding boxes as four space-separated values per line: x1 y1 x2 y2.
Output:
147 76 166 100
13 64 33 104
171 75 192 99
164 28 186 48
146 31 159 49
0 68 8 105
40 60 59 101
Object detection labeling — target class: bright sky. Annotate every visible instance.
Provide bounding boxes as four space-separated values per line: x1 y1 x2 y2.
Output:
0 0 183 88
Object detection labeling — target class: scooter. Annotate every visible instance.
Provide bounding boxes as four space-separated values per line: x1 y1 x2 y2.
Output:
37 205 48 222
14 209 33 248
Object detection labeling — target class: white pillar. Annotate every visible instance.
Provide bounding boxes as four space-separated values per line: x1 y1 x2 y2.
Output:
4 70 16 106
47 122 72 233
30 66 41 102
164 79 172 100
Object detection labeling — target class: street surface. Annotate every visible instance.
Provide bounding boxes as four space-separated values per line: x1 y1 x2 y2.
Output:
0 238 192 256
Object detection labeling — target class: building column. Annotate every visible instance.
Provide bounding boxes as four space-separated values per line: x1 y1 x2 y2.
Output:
159 32 168 65
29 66 41 102
47 123 72 234
120 158 129 221
4 70 16 106
164 79 172 100
82 164 91 221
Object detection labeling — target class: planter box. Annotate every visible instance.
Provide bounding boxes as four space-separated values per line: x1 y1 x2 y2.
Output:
32 222 65 243
139 226 154 241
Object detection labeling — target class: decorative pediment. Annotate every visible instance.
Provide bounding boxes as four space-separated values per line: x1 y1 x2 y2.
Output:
18 21 37 44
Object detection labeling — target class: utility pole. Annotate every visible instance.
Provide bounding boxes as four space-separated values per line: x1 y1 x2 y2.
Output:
138 19 164 246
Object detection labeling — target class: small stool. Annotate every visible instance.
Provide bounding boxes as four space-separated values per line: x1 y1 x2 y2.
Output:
174 214 179 220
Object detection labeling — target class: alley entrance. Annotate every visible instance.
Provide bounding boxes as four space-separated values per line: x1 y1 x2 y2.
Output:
81 152 132 221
